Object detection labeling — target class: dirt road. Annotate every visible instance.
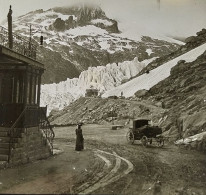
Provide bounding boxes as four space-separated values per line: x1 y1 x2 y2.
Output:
0 124 206 195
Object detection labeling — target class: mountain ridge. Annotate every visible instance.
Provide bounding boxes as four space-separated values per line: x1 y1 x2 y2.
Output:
7 4 181 84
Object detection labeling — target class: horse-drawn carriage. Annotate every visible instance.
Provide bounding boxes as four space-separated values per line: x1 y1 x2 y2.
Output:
126 119 164 147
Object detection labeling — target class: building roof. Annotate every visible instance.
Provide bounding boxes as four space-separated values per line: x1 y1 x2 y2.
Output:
0 45 44 70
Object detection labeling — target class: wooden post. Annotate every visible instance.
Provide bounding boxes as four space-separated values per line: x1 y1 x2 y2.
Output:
37 73 41 106
15 77 19 103
23 69 29 127
29 24 32 53
29 73 33 104
0 73 2 103
33 73 37 104
18 74 24 103
23 69 28 107
12 74 17 103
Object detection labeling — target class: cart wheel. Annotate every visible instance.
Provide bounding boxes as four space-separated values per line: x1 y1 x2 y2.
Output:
141 136 148 147
126 130 134 144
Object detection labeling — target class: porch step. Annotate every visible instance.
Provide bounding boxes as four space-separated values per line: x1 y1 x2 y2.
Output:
0 131 8 137
0 161 7 169
0 143 9 149
0 148 9 155
0 154 8 161
0 137 19 143
0 127 9 132
0 127 22 134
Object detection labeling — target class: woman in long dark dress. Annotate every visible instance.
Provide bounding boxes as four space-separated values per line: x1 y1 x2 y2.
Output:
75 124 84 151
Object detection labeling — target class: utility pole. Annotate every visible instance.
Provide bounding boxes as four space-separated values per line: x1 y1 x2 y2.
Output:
29 24 32 43
27 24 43 46
29 24 32 50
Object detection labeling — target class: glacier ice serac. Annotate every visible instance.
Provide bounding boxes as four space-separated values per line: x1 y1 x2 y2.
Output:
41 57 154 114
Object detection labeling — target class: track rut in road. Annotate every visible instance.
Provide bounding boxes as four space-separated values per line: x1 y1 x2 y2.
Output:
78 149 134 194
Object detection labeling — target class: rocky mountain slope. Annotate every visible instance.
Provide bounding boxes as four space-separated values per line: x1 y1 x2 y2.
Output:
49 96 165 128
139 28 206 75
143 48 206 139
9 4 181 84
141 48 206 152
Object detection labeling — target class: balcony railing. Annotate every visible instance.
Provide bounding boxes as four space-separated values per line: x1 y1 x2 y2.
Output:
0 26 37 60
0 103 46 128
0 103 24 127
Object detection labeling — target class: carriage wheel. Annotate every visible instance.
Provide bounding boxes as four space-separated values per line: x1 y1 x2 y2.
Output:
157 137 164 147
141 136 148 147
126 130 134 144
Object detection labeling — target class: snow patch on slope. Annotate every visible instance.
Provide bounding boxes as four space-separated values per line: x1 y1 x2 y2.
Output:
175 132 206 145
102 43 206 98
91 19 113 26
146 49 153 56
66 25 108 37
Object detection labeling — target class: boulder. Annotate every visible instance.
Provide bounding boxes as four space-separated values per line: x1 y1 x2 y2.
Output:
106 20 119 33
185 36 196 43
177 60 186 65
180 47 187 52
134 89 148 98
196 28 206 36
53 18 66 31
155 101 163 107
65 15 75 29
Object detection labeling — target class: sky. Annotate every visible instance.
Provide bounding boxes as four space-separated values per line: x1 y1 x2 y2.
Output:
0 0 206 38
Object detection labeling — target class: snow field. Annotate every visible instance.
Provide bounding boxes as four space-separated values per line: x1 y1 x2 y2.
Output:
102 43 206 98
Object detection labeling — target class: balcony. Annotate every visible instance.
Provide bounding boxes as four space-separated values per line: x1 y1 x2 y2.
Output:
0 26 37 60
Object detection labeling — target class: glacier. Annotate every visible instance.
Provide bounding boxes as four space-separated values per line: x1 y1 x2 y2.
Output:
41 57 154 114
41 43 206 114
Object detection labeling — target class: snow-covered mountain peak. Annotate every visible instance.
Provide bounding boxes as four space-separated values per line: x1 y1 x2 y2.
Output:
11 4 180 53
4 4 181 84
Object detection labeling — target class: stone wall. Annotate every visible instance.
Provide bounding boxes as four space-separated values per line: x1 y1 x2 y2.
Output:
9 126 52 166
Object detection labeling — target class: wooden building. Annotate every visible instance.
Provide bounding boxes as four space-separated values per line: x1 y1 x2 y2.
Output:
0 6 54 168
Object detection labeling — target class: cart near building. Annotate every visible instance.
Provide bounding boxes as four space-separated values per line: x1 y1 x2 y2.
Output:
126 119 165 147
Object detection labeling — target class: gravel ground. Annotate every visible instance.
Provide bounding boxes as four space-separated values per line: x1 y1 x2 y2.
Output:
0 124 205 195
